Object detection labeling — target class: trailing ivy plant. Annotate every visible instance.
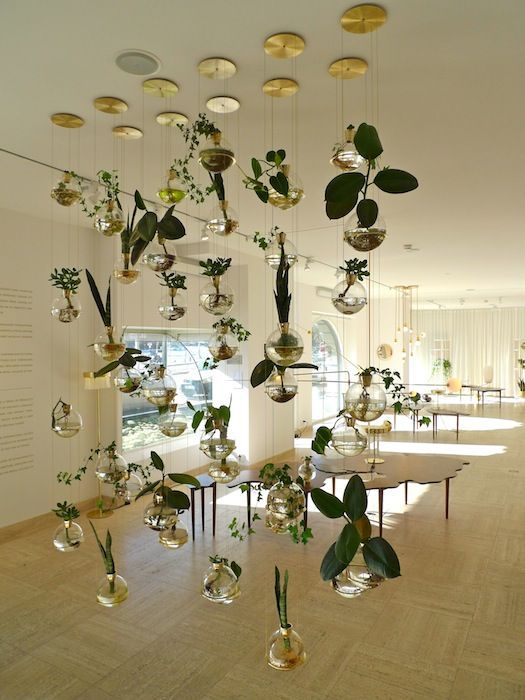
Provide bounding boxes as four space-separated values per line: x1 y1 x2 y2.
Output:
209 554 242 580
171 113 220 203
202 317 251 371
134 451 200 513
49 267 82 293
76 169 121 218
311 474 401 581
242 149 290 204
128 190 186 266
56 441 119 486
324 122 418 222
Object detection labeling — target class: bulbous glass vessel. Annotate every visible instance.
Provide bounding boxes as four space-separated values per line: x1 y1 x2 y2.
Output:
51 290 81 323
53 520 84 552
298 455 316 482
332 545 383 598
96 573 128 607
204 200 239 237
201 560 240 604
331 417 368 457
143 491 179 531
198 131 235 173
344 375 387 422
52 404 83 438
265 481 305 534
114 471 143 504
159 405 186 437
94 200 125 236
331 273 367 315
200 435 236 460
142 365 177 407
143 239 176 272
159 519 189 548
114 367 142 394
265 367 298 403
157 170 187 204
208 457 240 484
264 232 298 270
208 325 239 361
93 327 125 362
268 165 305 210
95 446 128 484
344 212 387 252
158 289 187 321
51 172 81 207
199 276 234 316
267 625 306 671
265 323 303 367
113 253 140 285
330 128 365 171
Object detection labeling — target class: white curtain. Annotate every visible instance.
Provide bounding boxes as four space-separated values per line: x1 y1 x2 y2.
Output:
410 307 525 395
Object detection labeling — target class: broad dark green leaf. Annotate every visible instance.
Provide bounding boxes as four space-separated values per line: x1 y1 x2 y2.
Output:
157 207 186 240
343 474 368 521
311 426 332 455
126 348 142 355
131 238 149 266
94 360 120 377
335 523 361 565
255 187 269 204
325 172 365 203
119 352 135 368
354 123 383 160
105 280 111 327
218 405 230 425
276 149 286 164
186 400 195 411
251 158 262 179
213 173 225 201
192 410 205 431
269 171 289 196
310 488 345 519
150 451 165 473
325 196 359 220
231 561 242 579
250 358 275 388
134 356 150 363
320 542 348 581
85 270 106 327
266 150 276 163
373 168 418 194
134 190 146 210
363 537 401 579
137 211 158 242
167 473 201 488
134 480 160 501
163 488 190 511
356 198 379 228
289 363 319 370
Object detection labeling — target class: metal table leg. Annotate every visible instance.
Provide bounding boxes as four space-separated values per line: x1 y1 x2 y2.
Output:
212 482 217 536
445 478 450 519
378 489 384 537
190 489 196 541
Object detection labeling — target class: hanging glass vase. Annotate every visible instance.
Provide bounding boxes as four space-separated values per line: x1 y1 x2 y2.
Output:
142 238 176 272
200 430 235 460
158 288 187 321
331 272 367 315
208 324 239 361
142 365 177 407
95 446 128 484
114 470 143 504
93 326 125 362
332 545 383 598
198 130 236 173
267 624 306 671
159 517 189 548
344 374 387 422
204 200 239 237
264 231 298 270
51 403 83 438
143 491 179 531
268 165 305 210
265 481 305 534
113 253 141 285
50 171 81 207
201 560 240 604
199 275 234 316
265 367 298 403
96 573 128 607
330 127 365 171
159 404 187 437
157 169 187 204
114 366 142 394
94 199 125 236
51 290 81 323
344 212 387 252
331 416 368 457
52 520 84 552
265 323 304 367
208 456 240 484
298 455 316 482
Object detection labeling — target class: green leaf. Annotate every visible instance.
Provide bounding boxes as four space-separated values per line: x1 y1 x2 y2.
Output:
335 523 361 565
251 158 262 179
119 352 135 368
310 488 345 518
134 480 160 501
274 566 281 619
311 426 332 455
105 530 115 574
269 171 289 196
343 474 368 521
192 410 205 431
150 451 165 473
94 360 120 377
325 172 365 203
320 542 348 581
163 488 190 511
266 150 276 163
255 187 269 204
89 521 107 563
218 405 230 425
250 359 275 388
326 197 359 220
356 198 379 228
373 168 419 194
157 207 186 240
134 190 146 210
137 211 158 242
131 238 149 266
186 400 195 411
85 270 107 327
275 149 286 165
354 123 383 160
288 363 319 370
363 537 401 579
167 473 201 488
231 561 242 579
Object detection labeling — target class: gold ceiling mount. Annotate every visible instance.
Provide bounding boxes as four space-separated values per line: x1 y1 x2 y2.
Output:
112 126 143 140
341 4 387 34
198 57 237 80
206 96 240 113
264 33 305 59
328 57 368 79
94 97 128 114
50 113 85 128
156 112 188 126
143 79 179 97
262 78 299 98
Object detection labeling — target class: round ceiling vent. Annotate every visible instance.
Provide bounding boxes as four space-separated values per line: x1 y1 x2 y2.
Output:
115 49 161 76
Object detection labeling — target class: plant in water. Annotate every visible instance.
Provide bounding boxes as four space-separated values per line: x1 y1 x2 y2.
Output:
209 555 242 580
157 271 187 290
128 190 186 267
338 258 369 281
94 347 151 384
52 501 83 551
267 566 306 670
431 358 453 380
199 257 234 315
242 149 290 204
49 267 82 293
171 113 219 203
199 256 232 278
75 169 121 218
52 501 80 521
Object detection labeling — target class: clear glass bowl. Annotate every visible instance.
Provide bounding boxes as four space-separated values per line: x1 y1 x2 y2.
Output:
208 326 239 361
53 521 84 551
143 492 179 531
113 254 140 285
344 377 387 422
159 521 189 548
94 200 125 236
159 407 187 437
96 573 128 607
142 240 176 272
264 233 298 270
200 436 236 460
201 561 240 604
114 367 142 394
158 290 187 321
204 200 239 237
332 546 383 598
208 457 240 484
93 328 125 362
198 131 235 173
344 213 387 252
331 274 367 315
265 367 298 403
157 170 187 204
199 277 234 316
51 291 81 323
265 324 303 367
51 405 83 438
267 625 306 670
265 481 305 533
142 366 177 407
331 419 368 457
50 172 81 207
95 448 128 484
330 128 365 171
268 165 304 211
297 456 316 481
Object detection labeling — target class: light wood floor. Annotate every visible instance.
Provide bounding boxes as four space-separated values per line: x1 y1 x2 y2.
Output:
2 399 525 699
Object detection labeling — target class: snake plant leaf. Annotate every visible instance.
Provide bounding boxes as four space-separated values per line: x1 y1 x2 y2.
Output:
105 530 115 575
274 565 281 619
212 173 225 202
134 190 146 210
320 542 348 581
343 474 368 521
354 123 383 160
134 480 160 501
251 359 275 388
85 270 107 327
137 211 158 242
89 521 107 562
363 536 401 578
105 280 111 327
94 360 121 377
150 451 165 473
310 488 345 518
131 238 149 266
356 198 379 228
167 473 201 488
157 206 186 240
374 168 418 194
335 522 361 565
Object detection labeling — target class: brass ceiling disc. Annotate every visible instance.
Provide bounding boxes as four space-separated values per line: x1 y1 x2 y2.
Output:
156 111 188 126
341 4 387 34
206 96 240 113
143 78 179 97
328 57 368 79
93 96 128 114
264 32 305 59
112 125 143 139
50 112 85 128
198 57 237 80
262 78 299 98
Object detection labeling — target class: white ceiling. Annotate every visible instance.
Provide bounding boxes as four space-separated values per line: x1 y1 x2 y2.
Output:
1 0 524 308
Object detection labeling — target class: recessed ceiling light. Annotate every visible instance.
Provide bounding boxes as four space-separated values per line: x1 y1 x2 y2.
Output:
115 49 161 76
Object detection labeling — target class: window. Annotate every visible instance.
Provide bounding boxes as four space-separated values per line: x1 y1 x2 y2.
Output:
311 318 343 421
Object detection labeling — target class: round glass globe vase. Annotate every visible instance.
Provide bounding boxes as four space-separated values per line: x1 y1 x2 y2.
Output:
265 367 298 403
199 276 234 316
114 471 143 504
159 518 189 549
96 573 128 607
265 323 304 367
52 520 84 552
50 171 81 207
157 170 186 205
264 231 298 270
94 199 125 236
268 164 305 211
143 491 179 531
158 288 187 321
208 325 239 361
51 290 81 323
331 273 367 315
142 365 177 407
114 367 142 394
330 127 365 171
344 212 387 252
201 560 240 604
267 625 306 671
52 403 83 438
159 405 187 438
204 200 239 237
200 432 235 460
332 545 383 598
198 130 235 173
93 327 125 362
331 416 368 457
208 456 240 484
113 253 140 285
265 481 306 534
344 374 387 422
143 239 176 272
297 455 316 482
95 446 128 484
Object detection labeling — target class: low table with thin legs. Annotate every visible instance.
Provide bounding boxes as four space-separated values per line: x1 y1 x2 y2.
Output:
426 408 470 440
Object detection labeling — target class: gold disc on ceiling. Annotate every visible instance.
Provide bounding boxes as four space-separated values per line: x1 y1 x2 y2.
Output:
156 111 188 126
264 32 305 58
341 4 387 34
112 125 143 139
206 96 240 113
143 78 179 97
328 57 368 79
198 57 237 80
93 97 128 114
262 78 299 98
50 113 85 128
